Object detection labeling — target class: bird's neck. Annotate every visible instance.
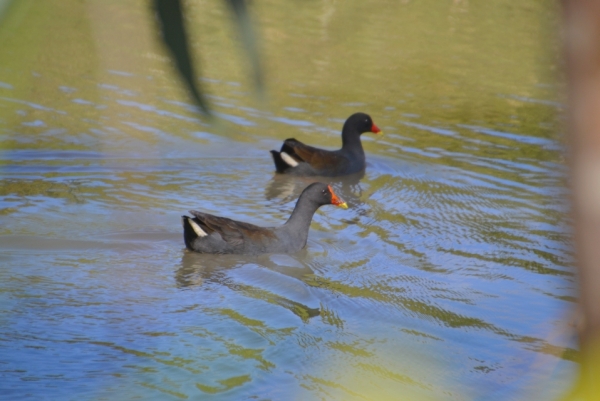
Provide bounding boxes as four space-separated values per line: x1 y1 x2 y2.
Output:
284 199 320 239
341 130 364 154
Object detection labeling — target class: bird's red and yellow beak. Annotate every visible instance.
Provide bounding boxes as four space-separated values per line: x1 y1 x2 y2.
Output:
371 123 383 135
328 185 348 209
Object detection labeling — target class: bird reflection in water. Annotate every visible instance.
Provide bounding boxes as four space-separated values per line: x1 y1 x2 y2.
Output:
265 170 365 206
176 251 321 321
265 170 372 229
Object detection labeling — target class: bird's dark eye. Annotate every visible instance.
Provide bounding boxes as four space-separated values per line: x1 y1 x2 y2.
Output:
322 189 327 194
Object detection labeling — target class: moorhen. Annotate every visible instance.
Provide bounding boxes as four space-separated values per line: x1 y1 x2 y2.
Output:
270 112 382 176
182 182 348 254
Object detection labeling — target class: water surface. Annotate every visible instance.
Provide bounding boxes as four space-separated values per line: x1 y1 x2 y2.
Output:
0 1 574 400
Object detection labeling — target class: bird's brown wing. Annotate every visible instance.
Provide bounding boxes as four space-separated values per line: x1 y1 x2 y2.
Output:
282 138 346 170
189 210 276 247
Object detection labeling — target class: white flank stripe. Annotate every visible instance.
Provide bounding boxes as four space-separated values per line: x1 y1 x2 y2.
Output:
280 152 299 167
188 219 208 237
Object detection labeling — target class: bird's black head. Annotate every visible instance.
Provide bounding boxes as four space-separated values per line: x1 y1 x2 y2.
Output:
303 182 348 209
344 112 382 135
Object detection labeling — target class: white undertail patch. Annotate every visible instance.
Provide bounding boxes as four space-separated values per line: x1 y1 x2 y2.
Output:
280 152 299 167
188 219 208 237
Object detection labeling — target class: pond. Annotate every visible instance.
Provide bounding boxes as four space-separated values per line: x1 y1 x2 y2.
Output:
0 0 575 400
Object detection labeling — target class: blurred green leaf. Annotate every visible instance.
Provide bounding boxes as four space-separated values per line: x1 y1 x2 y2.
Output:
153 0 264 120
153 0 211 116
225 0 263 92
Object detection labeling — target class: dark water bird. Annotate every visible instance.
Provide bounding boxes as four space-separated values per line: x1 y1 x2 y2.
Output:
270 112 382 176
182 182 348 254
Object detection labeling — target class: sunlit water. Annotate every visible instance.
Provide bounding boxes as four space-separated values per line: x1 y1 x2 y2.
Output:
0 1 574 400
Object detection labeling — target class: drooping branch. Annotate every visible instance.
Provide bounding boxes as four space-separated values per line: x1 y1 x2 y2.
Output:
563 0 600 398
